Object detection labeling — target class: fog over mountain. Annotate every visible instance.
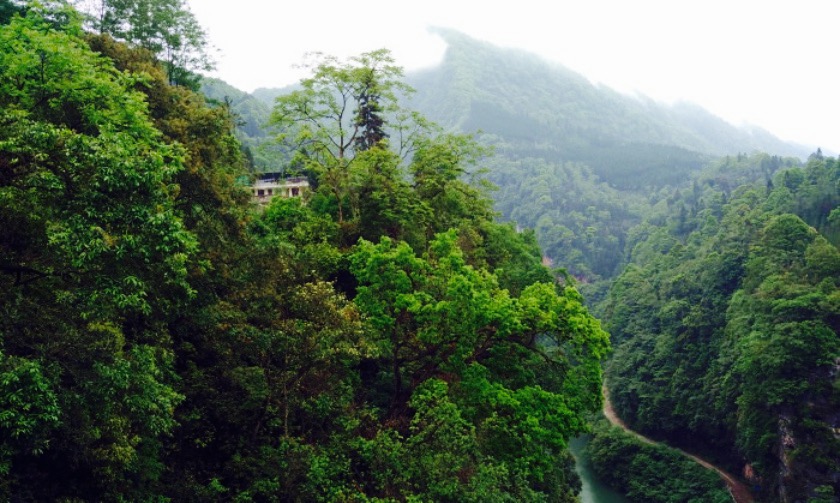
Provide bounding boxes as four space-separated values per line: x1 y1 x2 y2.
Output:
7 3 839 500
216 29 813 186
188 0 840 154
404 30 813 172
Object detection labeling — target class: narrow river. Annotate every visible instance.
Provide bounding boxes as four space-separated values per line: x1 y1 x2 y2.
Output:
569 436 630 503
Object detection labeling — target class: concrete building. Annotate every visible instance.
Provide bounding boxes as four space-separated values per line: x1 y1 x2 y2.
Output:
252 174 309 204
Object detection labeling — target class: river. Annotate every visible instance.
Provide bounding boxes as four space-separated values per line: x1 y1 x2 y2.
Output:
569 436 630 503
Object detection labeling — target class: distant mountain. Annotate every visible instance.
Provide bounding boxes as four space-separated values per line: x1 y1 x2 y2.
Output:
201 78 271 138
199 30 813 283
234 29 810 188
200 78 293 171
250 86 290 106
405 29 810 188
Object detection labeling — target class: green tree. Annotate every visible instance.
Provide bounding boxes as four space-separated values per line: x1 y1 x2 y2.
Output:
601 156 840 500
348 230 610 499
354 65 388 151
586 420 731 503
0 8 197 499
0 0 24 23
73 0 212 87
269 49 414 223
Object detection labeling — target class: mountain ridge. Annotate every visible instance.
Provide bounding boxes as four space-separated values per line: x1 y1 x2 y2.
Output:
210 29 813 182
406 28 810 160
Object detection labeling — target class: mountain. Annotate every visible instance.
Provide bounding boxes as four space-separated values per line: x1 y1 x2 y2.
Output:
236 29 809 189
200 78 292 170
201 77 271 138
405 29 810 188
201 31 811 281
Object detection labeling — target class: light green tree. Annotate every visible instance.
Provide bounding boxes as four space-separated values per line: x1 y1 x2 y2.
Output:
73 0 211 87
348 230 610 499
269 50 420 223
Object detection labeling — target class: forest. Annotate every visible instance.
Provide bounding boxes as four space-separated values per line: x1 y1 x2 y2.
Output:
2 1 839 502
0 1 608 501
602 152 840 501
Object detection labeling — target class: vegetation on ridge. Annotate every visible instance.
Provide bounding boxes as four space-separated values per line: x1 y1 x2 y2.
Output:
3 2 839 501
0 2 609 500
603 152 840 501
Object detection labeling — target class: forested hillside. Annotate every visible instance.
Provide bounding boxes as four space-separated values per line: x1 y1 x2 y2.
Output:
407 30 816 290
0 2 609 500
4 2 839 502
603 153 840 501
199 78 291 171
198 18 840 503
231 30 812 287
407 29 809 175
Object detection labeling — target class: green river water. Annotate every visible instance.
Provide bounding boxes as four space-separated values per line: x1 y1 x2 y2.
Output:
569 436 630 503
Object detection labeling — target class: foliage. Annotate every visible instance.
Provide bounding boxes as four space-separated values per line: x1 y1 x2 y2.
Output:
0 7 199 499
602 153 840 500
209 32 811 286
586 420 731 503
488 156 645 281
0 6 610 501
269 49 411 164
73 0 212 87
199 77 286 171
346 231 609 500
0 0 25 24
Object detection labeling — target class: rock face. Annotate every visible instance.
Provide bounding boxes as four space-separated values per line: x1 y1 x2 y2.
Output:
743 463 760 487
770 365 840 503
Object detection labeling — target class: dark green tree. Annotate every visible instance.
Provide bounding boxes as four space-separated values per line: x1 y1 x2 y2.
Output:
0 8 197 499
354 68 388 151
601 154 840 501
0 0 24 23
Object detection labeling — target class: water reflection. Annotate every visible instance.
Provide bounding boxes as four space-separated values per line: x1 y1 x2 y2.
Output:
569 436 630 503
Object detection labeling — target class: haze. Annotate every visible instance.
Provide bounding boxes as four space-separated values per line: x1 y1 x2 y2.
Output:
188 0 840 153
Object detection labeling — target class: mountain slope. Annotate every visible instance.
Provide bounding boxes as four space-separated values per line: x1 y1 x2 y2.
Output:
200 77 292 170
405 29 809 188
242 29 808 189
203 31 810 281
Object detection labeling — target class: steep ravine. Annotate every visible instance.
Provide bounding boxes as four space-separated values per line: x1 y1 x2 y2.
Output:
601 386 754 503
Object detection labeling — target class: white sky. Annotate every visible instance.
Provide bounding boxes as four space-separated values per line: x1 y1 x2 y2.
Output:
188 0 840 153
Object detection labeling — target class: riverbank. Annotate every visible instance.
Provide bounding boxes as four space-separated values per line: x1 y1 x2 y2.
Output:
569 436 630 503
601 386 754 503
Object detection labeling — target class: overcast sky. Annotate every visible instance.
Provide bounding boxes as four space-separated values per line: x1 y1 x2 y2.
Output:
188 0 840 153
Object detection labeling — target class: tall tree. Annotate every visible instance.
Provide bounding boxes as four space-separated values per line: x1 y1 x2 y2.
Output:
73 0 212 87
269 50 417 224
354 68 388 151
348 231 610 500
0 8 197 499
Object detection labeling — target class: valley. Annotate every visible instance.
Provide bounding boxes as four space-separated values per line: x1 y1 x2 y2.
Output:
2 2 838 501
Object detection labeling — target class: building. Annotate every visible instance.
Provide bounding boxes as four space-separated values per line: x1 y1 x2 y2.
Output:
252 173 309 204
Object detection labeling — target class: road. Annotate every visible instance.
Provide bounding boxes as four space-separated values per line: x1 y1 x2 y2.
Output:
601 386 754 503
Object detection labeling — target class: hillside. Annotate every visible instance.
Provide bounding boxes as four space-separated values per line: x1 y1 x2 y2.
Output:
1 7 606 501
203 26 838 503
406 29 809 188
203 31 811 282
239 30 808 186
602 152 840 501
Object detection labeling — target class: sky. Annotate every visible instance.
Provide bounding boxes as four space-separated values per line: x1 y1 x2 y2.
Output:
187 0 840 153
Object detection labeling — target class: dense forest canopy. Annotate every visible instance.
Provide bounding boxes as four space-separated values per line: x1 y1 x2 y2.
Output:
0 2 611 500
197 22 840 503
3 1 839 502
603 153 840 501
213 31 815 293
